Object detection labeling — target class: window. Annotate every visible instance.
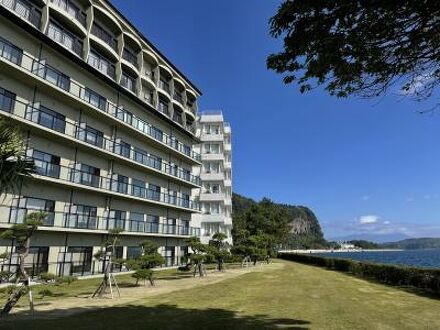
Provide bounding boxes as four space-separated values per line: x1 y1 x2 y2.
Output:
11 197 55 226
111 174 128 194
107 209 126 230
76 124 104 148
148 154 162 171
168 190 177 205
32 149 60 178
0 37 23 65
122 48 137 66
27 105 66 133
121 72 135 93
180 220 189 235
73 163 100 187
181 168 191 181
158 98 169 115
91 23 117 50
204 124 220 135
82 88 106 111
129 212 144 232
165 218 176 234
163 246 175 266
147 184 160 201
182 193 190 208
205 162 220 173
33 62 70 91
116 108 133 125
151 126 163 141
204 143 220 154
66 204 97 229
67 247 92 275
210 202 220 215
132 178 146 198
146 215 159 233
127 247 141 259
87 50 115 79
0 87 16 113
115 140 131 158
133 147 148 165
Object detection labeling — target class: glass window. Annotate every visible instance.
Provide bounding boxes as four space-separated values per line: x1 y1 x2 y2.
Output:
147 184 161 201
74 163 100 187
132 178 146 198
0 87 16 113
115 140 131 158
146 215 159 233
32 149 60 178
134 147 148 165
112 174 128 194
83 88 106 111
108 209 126 230
0 37 23 65
28 105 66 133
77 125 104 148
129 212 144 232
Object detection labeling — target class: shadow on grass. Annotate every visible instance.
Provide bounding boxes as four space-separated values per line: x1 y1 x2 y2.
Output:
1 304 310 330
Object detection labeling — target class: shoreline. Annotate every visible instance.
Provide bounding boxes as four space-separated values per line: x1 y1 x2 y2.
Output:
279 249 404 254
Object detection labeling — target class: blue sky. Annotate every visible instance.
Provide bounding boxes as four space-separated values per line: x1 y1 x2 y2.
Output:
112 0 440 240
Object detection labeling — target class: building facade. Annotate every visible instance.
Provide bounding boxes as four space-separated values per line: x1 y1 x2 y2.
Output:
192 111 232 245
0 0 203 277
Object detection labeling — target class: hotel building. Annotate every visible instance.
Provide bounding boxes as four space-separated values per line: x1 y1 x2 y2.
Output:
0 0 203 276
192 111 232 245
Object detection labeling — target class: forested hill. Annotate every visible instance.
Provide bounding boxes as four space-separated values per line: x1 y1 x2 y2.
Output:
232 193 329 249
381 238 440 250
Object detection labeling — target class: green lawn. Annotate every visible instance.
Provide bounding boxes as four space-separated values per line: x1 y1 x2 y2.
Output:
2 260 440 329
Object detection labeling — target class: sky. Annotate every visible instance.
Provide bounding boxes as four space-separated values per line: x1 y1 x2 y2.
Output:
112 0 440 241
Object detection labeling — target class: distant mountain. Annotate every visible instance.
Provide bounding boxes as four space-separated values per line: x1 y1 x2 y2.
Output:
329 233 411 243
232 193 328 249
381 238 440 250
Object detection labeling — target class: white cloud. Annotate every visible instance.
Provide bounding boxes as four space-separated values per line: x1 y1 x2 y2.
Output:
359 215 379 225
362 195 370 201
383 221 391 225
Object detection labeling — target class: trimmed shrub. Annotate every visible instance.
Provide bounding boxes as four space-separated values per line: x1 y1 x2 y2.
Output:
278 252 440 295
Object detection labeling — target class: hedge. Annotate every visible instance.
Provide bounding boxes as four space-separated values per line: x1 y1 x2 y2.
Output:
278 252 440 295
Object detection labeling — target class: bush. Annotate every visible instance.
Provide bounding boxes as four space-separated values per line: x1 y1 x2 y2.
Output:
38 288 54 298
56 276 77 285
39 272 57 282
278 252 440 295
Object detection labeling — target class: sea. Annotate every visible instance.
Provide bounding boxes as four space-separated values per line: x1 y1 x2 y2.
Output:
314 249 440 269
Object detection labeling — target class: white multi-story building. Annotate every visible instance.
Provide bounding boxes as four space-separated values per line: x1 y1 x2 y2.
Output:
192 111 232 244
0 0 203 276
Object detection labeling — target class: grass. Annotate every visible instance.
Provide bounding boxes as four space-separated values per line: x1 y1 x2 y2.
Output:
2 260 440 329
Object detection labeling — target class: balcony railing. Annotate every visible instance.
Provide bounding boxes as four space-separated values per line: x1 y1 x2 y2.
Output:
91 23 117 52
1 206 200 236
173 92 183 104
0 96 201 186
47 22 83 57
0 0 41 28
0 36 201 161
122 48 138 68
26 158 200 210
51 0 86 28
158 79 170 94
120 73 136 93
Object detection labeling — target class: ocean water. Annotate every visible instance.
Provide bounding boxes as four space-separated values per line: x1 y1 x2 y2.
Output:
315 249 440 269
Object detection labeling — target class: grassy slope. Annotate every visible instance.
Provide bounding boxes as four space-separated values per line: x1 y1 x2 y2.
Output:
2 260 440 330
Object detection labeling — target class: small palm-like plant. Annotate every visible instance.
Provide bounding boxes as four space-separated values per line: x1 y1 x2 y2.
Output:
0 118 35 195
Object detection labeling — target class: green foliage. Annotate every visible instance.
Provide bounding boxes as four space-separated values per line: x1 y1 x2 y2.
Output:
55 276 77 285
38 288 54 298
279 253 440 295
348 240 380 249
267 1 440 101
232 193 328 250
0 118 36 195
39 272 57 282
123 240 164 273
131 269 154 286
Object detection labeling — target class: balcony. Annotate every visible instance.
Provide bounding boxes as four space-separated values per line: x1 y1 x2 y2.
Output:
201 152 224 161
26 158 200 211
0 0 42 28
200 133 224 142
0 36 201 163
158 79 170 96
47 21 83 57
1 206 201 237
122 48 138 69
0 95 202 187
90 23 118 57
200 172 224 181
120 73 136 94
199 192 225 202
87 50 116 80
51 0 86 27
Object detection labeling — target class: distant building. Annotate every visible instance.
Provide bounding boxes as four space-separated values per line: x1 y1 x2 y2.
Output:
192 111 233 244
